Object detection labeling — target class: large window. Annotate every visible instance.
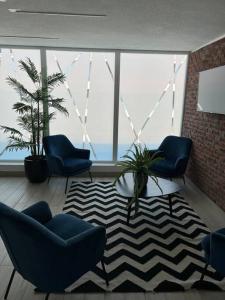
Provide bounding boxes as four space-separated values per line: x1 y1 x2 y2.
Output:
0 47 187 162
118 53 187 158
0 48 41 160
47 51 115 161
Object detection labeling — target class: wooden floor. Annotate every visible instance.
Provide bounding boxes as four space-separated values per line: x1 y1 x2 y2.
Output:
0 176 225 300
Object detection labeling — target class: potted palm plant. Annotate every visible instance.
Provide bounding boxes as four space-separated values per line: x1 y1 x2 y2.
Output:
114 144 163 214
0 58 68 183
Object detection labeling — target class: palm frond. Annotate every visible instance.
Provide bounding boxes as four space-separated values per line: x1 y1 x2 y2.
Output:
13 102 32 114
18 58 40 84
47 73 65 89
6 77 35 100
49 99 69 116
32 88 42 102
17 114 33 126
0 136 32 156
48 112 56 121
0 126 23 137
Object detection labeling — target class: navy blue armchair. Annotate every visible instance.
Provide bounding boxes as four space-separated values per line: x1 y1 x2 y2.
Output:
149 135 192 183
201 228 225 280
43 134 92 193
0 201 107 300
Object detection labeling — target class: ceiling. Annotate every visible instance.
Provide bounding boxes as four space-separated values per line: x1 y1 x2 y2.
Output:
0 0 225 51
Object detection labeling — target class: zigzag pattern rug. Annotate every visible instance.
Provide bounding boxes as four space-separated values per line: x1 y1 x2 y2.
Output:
63 181 225 292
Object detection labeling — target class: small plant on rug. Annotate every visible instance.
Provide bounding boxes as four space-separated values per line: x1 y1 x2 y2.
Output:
0 58 68 182
114 144 163 214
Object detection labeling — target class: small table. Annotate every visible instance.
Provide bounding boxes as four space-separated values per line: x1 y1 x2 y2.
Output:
115 173 181 224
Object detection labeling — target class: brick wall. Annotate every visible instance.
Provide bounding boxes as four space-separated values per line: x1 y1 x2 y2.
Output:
182 37 225 211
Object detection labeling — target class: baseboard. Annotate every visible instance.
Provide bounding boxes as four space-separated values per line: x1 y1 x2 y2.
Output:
0 163 121 177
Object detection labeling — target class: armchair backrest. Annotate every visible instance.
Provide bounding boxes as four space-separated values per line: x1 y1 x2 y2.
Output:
43 134 75 158
0 203 64 287
159 135 192 162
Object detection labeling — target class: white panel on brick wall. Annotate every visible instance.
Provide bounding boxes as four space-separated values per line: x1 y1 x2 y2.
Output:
197 65 225 115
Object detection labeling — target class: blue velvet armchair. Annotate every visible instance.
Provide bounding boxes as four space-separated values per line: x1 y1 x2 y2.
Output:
201 229 225 280
149 135 192 183
0 201 108 300
43 134 92 193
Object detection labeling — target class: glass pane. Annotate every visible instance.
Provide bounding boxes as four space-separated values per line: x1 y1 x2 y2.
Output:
118 53 187 159
0 48 41 160
47 51 115 161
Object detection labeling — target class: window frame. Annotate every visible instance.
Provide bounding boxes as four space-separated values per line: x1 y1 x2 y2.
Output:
0 45 189 164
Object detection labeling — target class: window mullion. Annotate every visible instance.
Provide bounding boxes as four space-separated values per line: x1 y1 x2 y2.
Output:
40 48 49 136
112 51 121 162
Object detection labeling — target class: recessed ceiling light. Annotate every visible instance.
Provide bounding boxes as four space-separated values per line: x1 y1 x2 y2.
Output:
0 0 7 2
8 8 18 13
8 8 107 17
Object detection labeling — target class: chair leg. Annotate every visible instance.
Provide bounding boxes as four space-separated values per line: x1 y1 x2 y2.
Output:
168 194 173 216
200 262 208 281
88 171 93 183
45 293 50 300
4 269 16 300
47 175 51 184
65 176 69 194
101 259 109 286
182 175 186 185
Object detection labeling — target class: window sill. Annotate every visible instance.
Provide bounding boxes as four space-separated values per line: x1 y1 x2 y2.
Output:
0 161 121 176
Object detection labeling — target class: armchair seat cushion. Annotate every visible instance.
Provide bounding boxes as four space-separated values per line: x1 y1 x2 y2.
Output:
150 159 177 177
45 214 93 240
63 158 92 175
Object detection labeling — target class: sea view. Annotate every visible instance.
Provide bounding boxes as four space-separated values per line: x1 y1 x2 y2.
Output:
0 143 158 161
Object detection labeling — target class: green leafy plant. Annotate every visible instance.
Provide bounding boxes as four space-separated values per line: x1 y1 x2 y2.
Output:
114 144 163 213
0 58 68 157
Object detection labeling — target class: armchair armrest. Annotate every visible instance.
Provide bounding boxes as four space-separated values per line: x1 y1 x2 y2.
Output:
66 226 106 262
67 225 106 247
175 155 188 173
210 232 225 276
22 201 52 224
72 148 90 159
50 226 106 287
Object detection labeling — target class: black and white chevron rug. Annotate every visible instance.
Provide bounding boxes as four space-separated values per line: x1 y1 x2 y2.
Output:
63 181 225 292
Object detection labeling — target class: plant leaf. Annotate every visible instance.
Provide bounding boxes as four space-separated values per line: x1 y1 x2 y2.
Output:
0 126 23 137
13 102 31 114
47 73 65 89
19 58 40 84
6 77 35 100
